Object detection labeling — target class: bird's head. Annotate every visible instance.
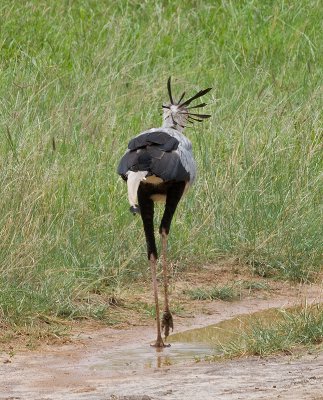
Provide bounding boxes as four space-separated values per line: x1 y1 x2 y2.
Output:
162 77 212 132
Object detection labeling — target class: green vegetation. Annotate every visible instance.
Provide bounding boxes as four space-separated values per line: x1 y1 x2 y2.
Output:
241 280 270 291
217 304 323 357
170 305 323 357
0 1 322 332
185 280 270 300
186 284 237 301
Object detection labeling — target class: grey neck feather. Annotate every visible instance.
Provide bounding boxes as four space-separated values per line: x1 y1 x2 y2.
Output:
162 119 185 133
162 104 187 133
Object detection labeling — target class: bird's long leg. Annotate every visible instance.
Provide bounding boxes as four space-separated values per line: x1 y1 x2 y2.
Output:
138 185 165 348
161 229 173 339
159 181 186 340
149 253 165 348
161 230 169 311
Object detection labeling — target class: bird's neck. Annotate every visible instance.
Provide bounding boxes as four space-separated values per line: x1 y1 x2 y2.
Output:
162 120 185 133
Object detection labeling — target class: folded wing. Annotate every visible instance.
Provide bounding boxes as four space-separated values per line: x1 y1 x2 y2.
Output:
117 130 190 182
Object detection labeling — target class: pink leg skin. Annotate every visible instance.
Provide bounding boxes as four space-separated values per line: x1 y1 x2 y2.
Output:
149 254 170 348
161 231 173 342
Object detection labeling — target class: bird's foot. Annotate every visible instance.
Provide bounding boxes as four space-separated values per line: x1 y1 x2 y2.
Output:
150 337 171 348
161 310 174 339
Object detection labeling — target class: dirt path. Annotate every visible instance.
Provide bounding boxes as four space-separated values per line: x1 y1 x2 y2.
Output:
1 277 322 400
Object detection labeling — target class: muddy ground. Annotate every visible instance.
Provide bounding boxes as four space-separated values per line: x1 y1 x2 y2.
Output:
1 265 322 400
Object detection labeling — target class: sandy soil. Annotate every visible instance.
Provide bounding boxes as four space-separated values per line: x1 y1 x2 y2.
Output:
1 267 322 400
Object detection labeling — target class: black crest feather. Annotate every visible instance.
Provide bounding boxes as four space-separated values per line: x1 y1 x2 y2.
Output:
180 87 212 107
163 78 212 128
167 76 174 105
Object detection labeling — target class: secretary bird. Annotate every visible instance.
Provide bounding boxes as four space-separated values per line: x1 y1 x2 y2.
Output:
117 77 212 347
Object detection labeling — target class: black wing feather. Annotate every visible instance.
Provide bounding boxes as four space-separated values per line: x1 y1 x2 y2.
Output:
117 131 189 181
150 151 189 181
128 131 179 151
117 150 138 179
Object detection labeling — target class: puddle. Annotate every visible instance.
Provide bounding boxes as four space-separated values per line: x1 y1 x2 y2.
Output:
169 308 285 347
90 341 214 371
90 307 303 371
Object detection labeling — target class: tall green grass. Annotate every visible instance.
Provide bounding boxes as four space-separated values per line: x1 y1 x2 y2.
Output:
0 1 322 326
218 305 323 357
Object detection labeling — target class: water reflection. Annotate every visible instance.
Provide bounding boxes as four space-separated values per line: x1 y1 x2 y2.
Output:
91 308 286 371
91 341 213 371
169 308 282 346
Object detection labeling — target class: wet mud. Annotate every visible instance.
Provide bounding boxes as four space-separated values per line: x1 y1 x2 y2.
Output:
1 282 322 400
